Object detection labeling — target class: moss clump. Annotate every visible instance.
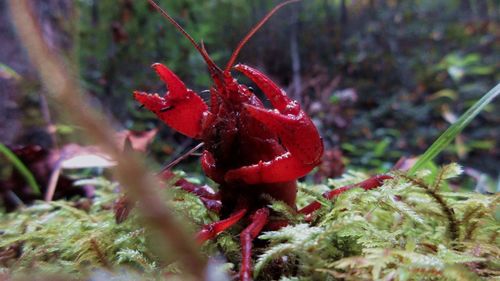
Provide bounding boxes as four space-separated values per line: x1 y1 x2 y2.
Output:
255 164 499 280
0 177 216 280
0 164 498 280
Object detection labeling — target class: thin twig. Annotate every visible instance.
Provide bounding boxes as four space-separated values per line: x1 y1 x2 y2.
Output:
398 173 459 242
44 159 62 202
90 238 110 268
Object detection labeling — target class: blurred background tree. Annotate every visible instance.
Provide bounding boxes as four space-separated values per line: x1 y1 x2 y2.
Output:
1 0 498 181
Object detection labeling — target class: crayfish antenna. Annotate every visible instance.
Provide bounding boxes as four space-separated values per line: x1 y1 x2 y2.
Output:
224 0 301 72
200 41 224 83
147 0 222 75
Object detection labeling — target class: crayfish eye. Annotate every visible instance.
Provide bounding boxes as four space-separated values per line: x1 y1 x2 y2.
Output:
247 86 254 93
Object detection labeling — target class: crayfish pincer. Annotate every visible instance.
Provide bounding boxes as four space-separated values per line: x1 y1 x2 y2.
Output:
134 1 390 280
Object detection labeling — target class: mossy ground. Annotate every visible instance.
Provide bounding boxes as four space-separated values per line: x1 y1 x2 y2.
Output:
0 165 498 280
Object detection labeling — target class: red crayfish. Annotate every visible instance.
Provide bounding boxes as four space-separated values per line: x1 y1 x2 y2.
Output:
134 1 391 280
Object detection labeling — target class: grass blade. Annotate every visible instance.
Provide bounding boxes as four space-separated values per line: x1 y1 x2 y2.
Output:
0 143 41 195
0 62 21 81
409 83 500 174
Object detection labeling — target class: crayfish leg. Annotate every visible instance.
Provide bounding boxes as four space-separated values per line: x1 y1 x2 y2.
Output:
160 170 222 213
298 174 393 217
196 208 247 243
201 150 225 183
239 208 269 281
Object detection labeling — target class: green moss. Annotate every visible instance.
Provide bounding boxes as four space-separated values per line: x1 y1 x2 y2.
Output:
255 165 499 280
0 165 498 280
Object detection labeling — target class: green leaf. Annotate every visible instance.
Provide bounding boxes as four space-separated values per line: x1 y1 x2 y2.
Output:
373 138 391 157
0 143 41 195
429 89 458 101
409 83 500 174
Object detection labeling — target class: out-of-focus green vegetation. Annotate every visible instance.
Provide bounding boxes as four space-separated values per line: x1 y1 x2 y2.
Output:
75 0 498 177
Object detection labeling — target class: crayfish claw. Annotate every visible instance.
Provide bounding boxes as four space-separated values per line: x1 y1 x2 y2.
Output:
133 64 209 138
244 104 323 166
234 64 296 114
152 63 187 98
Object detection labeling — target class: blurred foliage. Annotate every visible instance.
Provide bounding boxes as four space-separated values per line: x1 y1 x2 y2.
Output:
75 0 499 176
